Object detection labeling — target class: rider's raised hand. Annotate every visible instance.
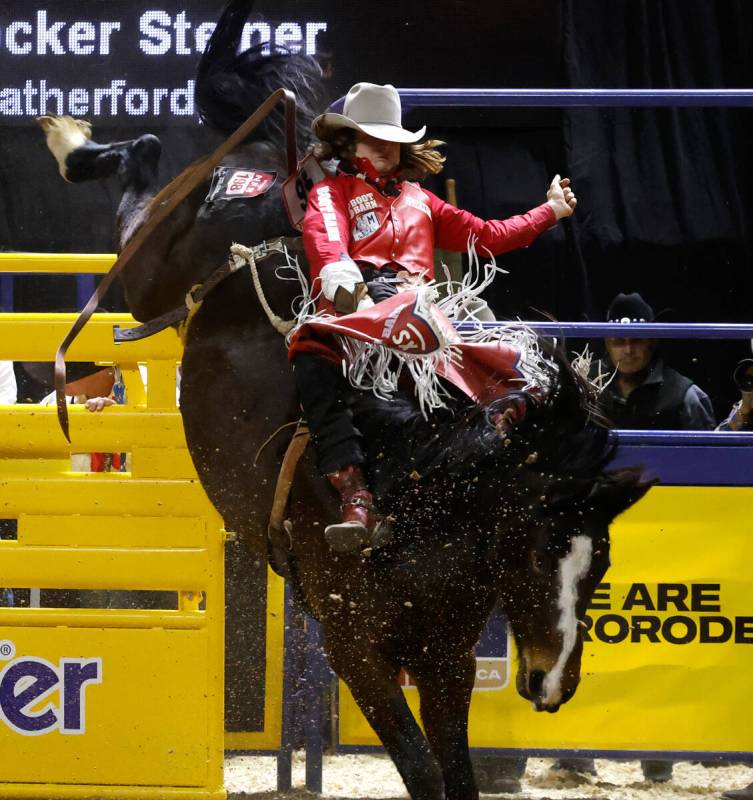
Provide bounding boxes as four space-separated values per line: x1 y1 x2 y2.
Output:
547 175 577 219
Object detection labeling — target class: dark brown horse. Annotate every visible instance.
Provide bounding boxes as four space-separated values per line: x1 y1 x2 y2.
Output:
39 3 651 798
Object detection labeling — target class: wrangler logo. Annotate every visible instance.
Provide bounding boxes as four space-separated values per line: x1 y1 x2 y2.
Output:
0 641 102 736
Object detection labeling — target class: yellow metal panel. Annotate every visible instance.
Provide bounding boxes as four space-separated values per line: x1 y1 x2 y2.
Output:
0 543 209 591
339 486 753 754
18 514 207 548
0 475 216 517
0 625 221 790
119 364 148 406
0 406 186 457
0 313 182 361
0 607 204 630
0 458 71 475
0 786 225 799
146 360 180 409
131 447 197 479
224 567 286 751
0 252 116 273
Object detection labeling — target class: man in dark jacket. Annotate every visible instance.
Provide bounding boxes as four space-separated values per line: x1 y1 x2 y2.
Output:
600 292 715 431
553 292 715 786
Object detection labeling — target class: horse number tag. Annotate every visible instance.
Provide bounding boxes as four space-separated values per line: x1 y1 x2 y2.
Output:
283 153 327 231
205 167 276 203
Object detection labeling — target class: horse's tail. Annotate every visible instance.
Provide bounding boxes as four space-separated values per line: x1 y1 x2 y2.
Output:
195 0 324 153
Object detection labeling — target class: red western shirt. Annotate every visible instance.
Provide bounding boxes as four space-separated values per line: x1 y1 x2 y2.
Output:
302 170 556 302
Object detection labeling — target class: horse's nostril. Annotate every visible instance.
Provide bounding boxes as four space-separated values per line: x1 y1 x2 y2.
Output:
528 670 546 698
561 686 576 704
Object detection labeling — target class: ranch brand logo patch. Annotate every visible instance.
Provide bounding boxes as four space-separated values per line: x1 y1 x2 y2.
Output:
205 166 276 203
0 640 102 735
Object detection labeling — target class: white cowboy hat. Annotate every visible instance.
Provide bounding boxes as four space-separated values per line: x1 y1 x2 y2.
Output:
313 82 426 144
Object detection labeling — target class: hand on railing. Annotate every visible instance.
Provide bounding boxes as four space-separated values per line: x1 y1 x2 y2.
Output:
547 175 577 219
84 396 115 413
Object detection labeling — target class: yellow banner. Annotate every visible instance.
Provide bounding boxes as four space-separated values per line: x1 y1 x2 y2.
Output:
0 622 214 787
339 486 753 754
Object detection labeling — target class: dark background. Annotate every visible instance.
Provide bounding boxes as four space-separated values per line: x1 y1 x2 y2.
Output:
1 0 752 415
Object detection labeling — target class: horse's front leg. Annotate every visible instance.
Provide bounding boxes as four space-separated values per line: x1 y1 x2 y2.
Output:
327 634 444 800
412 649 478 800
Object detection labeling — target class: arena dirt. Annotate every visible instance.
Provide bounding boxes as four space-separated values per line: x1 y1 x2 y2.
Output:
226 753 753 799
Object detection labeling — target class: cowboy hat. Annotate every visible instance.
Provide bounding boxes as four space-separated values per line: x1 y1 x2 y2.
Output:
606 292 656 323
313 82 426 144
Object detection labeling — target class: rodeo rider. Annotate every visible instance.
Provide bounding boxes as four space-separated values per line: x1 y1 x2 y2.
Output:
293 82 577 553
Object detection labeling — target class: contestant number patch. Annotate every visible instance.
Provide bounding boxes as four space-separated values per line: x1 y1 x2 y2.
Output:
282 153 327 230
225 170 276 197
205 167 276 202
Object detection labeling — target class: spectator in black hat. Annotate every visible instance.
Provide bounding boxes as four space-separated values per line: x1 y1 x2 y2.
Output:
555 298 715 785
599 292 715 431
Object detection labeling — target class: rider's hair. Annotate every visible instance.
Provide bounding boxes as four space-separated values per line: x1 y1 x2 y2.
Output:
313 128 445 181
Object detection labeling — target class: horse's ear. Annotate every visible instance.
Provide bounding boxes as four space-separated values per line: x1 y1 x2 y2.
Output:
588 468 655 523
37 116 55 131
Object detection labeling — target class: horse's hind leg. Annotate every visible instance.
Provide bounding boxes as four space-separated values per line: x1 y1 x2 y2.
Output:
412 650 478 800
37 115 161 188
328 641 444 800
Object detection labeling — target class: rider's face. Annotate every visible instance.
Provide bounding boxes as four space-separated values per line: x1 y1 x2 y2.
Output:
355 132 401 176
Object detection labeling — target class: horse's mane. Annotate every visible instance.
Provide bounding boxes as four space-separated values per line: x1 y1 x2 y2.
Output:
354 344 634 542
195 0 325 154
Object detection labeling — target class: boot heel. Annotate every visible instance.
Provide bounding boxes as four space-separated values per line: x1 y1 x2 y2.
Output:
324 520 370 553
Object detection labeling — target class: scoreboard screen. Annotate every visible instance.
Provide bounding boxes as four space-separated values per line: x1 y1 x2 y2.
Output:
0 2 329 125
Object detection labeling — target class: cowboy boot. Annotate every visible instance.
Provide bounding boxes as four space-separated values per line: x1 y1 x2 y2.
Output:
486 392 532 437
324 465 378 553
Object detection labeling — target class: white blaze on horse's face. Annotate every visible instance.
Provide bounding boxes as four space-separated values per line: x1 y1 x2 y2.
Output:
541 534 593 707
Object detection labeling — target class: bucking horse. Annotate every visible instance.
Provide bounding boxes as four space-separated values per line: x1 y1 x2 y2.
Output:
38 2 651 798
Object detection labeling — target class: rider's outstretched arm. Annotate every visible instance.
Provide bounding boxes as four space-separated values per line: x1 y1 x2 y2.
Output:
428 175 577 256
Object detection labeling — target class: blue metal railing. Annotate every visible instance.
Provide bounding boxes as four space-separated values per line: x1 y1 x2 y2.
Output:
330 88 753 113
455 321 753 340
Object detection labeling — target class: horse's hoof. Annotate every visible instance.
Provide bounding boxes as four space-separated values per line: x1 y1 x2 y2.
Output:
36 115 92 181
549 758 596 783
324 520 369 553
722 786 753 800
640 760 673 783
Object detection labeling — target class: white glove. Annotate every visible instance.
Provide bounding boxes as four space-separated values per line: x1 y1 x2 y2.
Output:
320 260 363 302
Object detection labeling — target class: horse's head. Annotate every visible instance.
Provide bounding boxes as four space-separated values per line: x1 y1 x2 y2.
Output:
500 468 652 712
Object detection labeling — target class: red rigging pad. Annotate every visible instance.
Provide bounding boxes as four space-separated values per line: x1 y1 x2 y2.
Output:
289 290 527 406
205 167 276 202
